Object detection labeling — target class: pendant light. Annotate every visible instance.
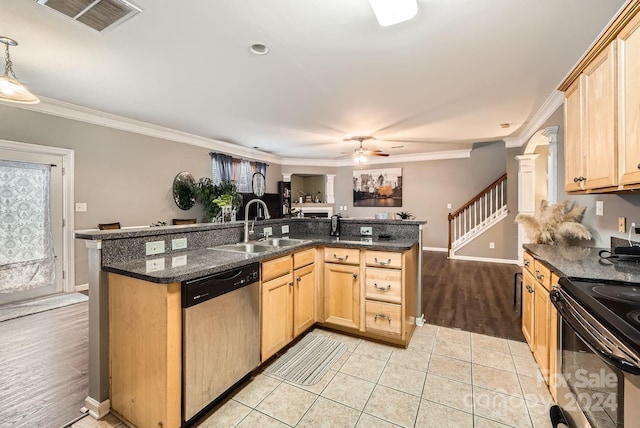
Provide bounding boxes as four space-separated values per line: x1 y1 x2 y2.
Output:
0 36 39 104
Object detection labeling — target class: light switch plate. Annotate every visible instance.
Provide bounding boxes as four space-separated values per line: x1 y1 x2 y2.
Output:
596 200 604 216
360 226 373 236
75 202 87 212
171 255 187 267
172 237 187 250
146 240 165 255
281 225 289 234
263 226 273 237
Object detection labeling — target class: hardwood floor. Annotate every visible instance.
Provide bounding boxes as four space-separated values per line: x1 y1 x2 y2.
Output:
0 302 88 428
422 251 524 341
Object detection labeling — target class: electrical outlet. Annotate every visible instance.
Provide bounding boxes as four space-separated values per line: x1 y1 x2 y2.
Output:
596 200 604 216
619 217 627 233
360 226 373 236
489 242 495 249
281 224 289 234
263 226 273 237
145 240 165 255
75 202 87 212
172 237 187 250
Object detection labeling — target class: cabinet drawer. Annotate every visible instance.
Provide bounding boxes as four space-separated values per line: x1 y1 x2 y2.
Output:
365 250 402 269
324 247 360 265
523 252 534 274
533 260 551 291
262 255 292 282
294 248 315 269
365 268 401 304
365 301 401 337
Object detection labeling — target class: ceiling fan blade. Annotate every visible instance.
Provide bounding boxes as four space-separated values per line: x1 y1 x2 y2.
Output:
369 152 390 157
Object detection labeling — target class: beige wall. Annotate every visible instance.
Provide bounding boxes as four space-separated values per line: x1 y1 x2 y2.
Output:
334 141 509 250
0 105 281 285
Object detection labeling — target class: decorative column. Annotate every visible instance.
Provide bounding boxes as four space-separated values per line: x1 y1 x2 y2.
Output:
325 174 336 204
543 126 559 204
84 240 111 418
516 154 539 264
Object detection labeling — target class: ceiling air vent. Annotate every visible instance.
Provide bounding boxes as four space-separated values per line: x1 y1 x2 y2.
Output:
36 0 142 32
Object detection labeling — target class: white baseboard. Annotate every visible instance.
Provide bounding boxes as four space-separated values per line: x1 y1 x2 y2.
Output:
423 246 448 252
84 396 110 419
75 283 89 292
448 254 520 265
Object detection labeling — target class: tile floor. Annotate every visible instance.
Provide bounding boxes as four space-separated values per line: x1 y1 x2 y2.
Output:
71 325 554 428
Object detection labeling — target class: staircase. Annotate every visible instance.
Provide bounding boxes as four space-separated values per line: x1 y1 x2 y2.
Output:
448 173 508 257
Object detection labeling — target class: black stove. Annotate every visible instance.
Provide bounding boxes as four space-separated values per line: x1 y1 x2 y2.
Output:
555 277 640 372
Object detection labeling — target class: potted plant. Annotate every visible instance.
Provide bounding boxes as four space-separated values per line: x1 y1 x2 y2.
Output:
396 211 415 220
195 178 242 222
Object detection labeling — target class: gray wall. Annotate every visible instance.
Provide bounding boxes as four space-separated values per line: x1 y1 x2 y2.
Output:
456 146 520 260
0 105 281 285
333 141 509 250
551 106 640 247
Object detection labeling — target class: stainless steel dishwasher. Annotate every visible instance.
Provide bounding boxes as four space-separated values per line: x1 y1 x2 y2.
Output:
182 262 260 426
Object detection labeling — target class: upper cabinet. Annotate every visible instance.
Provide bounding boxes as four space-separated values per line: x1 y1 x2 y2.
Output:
560 0 640 193
618 12 640 186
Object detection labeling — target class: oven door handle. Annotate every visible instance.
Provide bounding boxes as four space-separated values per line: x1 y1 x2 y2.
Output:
551 290 640 375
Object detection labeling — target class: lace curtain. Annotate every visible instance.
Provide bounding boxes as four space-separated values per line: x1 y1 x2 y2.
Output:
0 160 55 293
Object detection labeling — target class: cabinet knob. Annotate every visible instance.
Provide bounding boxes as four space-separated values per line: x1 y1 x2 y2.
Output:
523 260 530 267
289 281 294 287
637 163 640 170
573 176 586 183
296 277 302 283
352 273 358 279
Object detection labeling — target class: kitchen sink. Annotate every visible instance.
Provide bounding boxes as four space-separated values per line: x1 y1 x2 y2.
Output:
258 238 307 247
210 243 273 254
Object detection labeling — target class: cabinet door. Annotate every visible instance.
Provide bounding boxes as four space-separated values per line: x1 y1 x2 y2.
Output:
324 263 360 329
583 42 618 190
522 270 535 347
533 280 550 383
261 273 293 361
618 13 640 186
293 263 316 338
564 77 585 191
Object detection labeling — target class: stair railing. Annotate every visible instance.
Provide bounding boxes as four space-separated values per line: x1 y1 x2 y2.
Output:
447 173 507 256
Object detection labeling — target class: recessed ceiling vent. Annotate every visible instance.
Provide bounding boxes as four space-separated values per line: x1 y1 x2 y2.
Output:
35 0 142 32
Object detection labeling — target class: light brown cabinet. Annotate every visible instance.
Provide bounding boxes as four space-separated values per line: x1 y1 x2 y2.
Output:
560 1 640 193
618 11 640 186
522 252 558 389
321 246 417 346
323 261 361 330
261 249 317 361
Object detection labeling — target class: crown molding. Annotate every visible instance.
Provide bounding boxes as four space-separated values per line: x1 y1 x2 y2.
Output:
8 97 283 164
503 90 564 148
10 97 470 166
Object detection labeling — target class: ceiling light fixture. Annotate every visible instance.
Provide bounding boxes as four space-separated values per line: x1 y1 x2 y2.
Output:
368 0 418 27
0 36 39 104
250 43 270 55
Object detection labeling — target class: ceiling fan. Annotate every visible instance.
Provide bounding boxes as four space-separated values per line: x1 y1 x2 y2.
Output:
343 136 390 161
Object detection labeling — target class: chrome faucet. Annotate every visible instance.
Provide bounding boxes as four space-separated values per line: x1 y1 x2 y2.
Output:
244 199 271 243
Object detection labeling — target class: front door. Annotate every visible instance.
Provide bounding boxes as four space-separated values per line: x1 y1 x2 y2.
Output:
0 150 64 305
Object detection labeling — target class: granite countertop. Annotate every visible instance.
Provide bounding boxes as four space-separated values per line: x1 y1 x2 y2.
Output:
103 235 419 284
523 244 640 283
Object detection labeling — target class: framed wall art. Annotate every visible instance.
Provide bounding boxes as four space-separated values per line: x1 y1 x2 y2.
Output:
353 167 402 207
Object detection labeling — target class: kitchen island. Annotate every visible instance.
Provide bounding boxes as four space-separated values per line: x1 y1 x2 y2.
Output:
76 218 424 426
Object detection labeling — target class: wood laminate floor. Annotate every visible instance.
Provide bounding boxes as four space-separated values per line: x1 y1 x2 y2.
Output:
0 301 88 428
422 251 524 341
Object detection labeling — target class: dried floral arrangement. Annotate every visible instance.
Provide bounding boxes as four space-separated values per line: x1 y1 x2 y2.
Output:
515 200 592 245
